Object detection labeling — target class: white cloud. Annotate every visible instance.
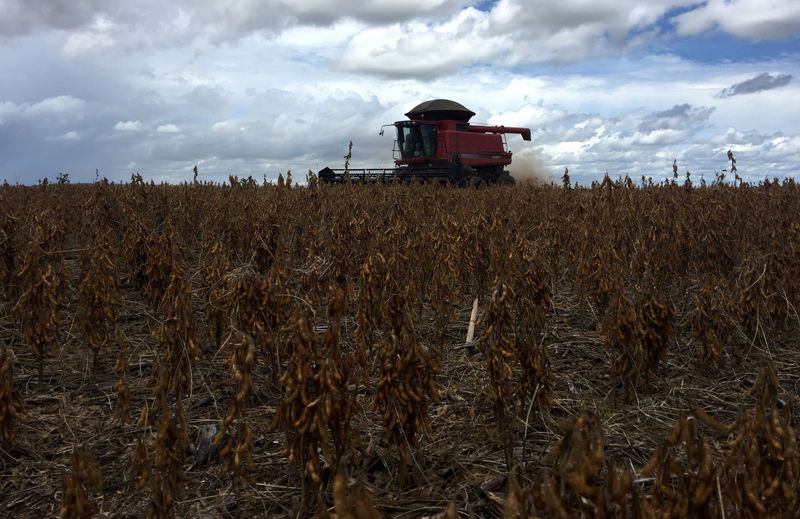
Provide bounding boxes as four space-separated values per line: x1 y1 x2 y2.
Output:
278 20 363 49
211 120 241 132
638 104 715 133
339 15 500 78
114 120 142 131
0 96 86 124
489 103 566 128
674 0 800 40
156 123 179 133
337 1 706 78
0 100 20 124
61 15 116 57
632 128 688 146
26 95 86 117
46 130 81 141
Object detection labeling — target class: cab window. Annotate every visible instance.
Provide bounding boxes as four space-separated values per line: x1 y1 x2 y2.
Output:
399 124 437 158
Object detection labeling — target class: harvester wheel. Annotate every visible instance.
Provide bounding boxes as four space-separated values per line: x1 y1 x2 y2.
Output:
448 167 466 186
497 174 515 185
466 176 484 188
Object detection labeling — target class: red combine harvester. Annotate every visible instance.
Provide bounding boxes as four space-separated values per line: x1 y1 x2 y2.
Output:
318 99 531 185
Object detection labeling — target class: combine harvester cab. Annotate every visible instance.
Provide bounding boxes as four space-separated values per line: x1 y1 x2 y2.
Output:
319 99 531 185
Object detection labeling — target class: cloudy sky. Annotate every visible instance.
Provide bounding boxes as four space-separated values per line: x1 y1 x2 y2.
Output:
1 0 798 185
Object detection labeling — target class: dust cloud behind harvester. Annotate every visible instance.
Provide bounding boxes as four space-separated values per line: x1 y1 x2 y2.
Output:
509 150 554 185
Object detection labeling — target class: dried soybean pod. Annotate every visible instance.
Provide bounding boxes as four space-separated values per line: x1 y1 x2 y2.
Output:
540 477 569 519
640 446 662 476
333 472 355 519
692 406 735 434
503 466 522 519
667 419 682 446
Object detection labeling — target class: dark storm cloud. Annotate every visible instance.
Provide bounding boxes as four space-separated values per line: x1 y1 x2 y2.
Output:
716 73 793 99
0 0 469 44
289 0 470 26
0 0 105 38
0 1 285 41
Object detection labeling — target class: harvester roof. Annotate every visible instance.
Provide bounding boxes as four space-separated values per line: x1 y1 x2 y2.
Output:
405 99 476 122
